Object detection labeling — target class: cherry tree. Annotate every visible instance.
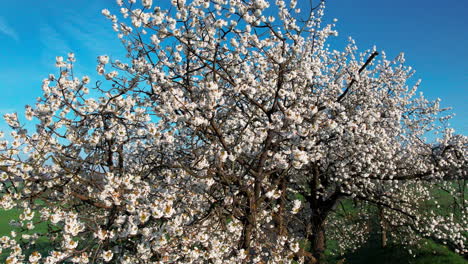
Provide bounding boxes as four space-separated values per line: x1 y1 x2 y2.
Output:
0 0 466 263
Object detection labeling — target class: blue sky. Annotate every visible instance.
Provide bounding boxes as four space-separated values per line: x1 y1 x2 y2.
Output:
0 0 466 135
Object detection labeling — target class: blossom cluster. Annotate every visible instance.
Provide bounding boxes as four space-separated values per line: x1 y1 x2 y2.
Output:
0 0 466 263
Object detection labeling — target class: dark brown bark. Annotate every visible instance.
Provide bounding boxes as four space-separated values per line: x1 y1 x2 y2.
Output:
306 165 341 263
240 193 254 251
381 225 388 248
379 205 388 248
278 175 287 236
242 217 253 249
309 213 327 263
306 199 340 263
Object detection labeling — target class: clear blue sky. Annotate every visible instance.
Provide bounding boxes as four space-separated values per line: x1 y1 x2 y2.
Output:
0 0 466 135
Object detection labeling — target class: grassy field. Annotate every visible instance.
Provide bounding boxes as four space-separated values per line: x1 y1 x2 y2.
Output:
1 181 466 263
324 185 467 263
324 182 468 264
0 208 19 236
327 235 467 264
0 208 21 261
0 207 52 262
2 207 466 263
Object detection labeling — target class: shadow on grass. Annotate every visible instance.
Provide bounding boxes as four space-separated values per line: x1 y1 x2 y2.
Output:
328 237 467 264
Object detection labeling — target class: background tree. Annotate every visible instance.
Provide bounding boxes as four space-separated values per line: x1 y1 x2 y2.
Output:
0 0 466 264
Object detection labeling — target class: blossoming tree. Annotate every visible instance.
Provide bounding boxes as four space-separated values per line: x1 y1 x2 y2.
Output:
0 0 466 263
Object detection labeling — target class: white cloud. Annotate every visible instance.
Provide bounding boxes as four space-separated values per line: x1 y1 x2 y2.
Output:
0 17 19 41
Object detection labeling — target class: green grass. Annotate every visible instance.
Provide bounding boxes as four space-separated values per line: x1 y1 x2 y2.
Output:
1 209 466 264
414 240 468 264
1 183 466 263
0 207 53 262
0 208 20 237
0 208 21 261
323 180 468 263
327 235 467 264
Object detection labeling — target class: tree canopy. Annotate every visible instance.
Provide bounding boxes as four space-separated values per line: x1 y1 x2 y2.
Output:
0 0 466 263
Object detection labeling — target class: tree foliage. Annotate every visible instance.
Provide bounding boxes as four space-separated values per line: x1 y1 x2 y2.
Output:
0 0 466 263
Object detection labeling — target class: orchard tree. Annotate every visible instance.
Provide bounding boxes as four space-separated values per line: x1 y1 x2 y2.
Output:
0 0 467 263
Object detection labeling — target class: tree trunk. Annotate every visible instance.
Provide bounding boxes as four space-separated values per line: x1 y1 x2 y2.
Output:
378 205 388 248
306 193 340 264
310 215 327 263
381 225 387 248
240 201 254 251
305 165 341 263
